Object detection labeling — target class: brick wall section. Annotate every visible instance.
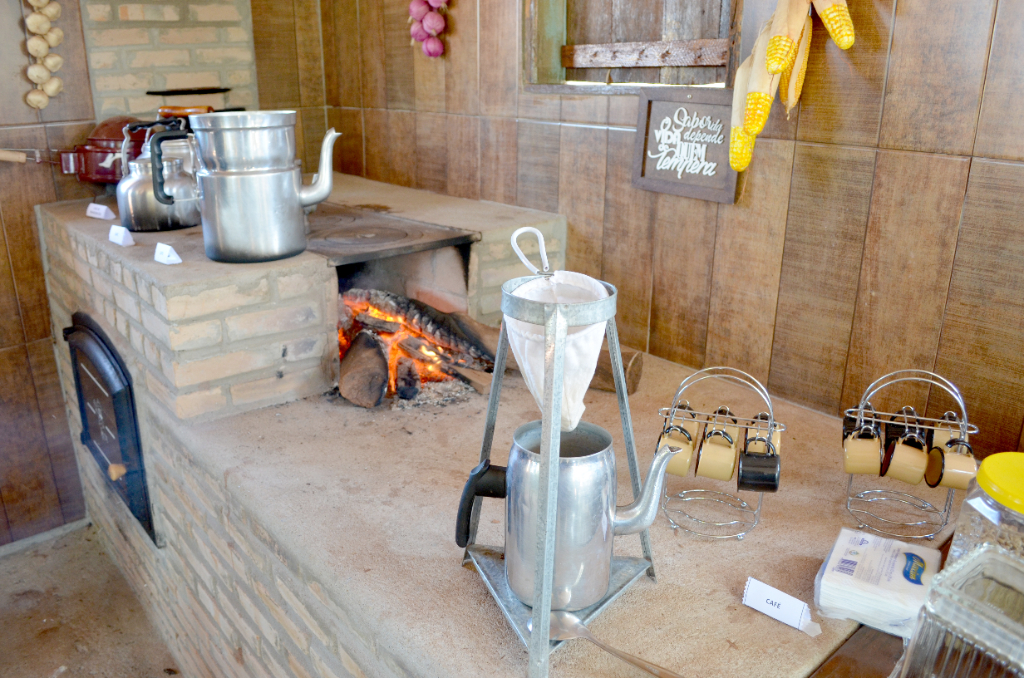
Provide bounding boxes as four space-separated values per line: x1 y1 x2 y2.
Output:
38 201 339 421
66 383 404 678
82 0 259 117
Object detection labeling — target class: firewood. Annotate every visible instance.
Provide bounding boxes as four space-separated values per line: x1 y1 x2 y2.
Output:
338 331 388 408
591 347 643 395
395 357 421 400
452 366 492 395
450 312 518 371
356 313 401 334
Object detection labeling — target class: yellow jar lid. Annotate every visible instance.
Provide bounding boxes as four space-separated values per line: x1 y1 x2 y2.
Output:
977 452 1024 513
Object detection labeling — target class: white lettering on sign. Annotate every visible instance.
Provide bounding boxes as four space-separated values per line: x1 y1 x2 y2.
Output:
647 107 724 179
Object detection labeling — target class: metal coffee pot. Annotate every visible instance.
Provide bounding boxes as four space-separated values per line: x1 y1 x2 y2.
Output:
115 119 201 232
150 111 340 263
456 420 680 611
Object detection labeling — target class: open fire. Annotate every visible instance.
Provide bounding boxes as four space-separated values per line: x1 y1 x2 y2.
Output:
337 289 493 407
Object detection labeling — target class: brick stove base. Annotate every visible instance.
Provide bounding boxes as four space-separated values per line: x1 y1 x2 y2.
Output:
75 399 378 678
37 177 568 678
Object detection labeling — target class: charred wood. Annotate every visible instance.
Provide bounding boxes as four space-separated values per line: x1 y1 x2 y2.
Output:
356 313 401 334
395 357 421 400
338 331 388 408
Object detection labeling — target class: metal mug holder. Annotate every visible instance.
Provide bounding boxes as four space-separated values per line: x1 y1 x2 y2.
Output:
843 370 978 540
459 275 652 678
658 367 785 540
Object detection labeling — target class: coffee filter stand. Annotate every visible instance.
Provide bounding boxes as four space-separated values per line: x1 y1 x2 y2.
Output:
844 369 978 540
658 367 786 540
460 275 652 678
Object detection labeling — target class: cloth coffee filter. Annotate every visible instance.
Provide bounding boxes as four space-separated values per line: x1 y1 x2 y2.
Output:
505 228 609 431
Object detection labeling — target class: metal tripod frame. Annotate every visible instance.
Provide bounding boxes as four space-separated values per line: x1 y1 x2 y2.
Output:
460 275 652 678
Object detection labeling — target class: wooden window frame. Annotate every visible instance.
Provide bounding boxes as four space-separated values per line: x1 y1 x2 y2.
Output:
522 0 741 96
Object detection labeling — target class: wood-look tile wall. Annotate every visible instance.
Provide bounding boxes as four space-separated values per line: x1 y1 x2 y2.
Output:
0 0 92 545
259 0 1024 457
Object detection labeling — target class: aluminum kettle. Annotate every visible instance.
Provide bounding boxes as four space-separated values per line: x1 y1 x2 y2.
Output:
455 420 680 610
149 111 340 263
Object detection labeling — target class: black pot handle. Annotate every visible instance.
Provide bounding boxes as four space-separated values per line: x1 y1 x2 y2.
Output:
150 129 189 205
455 459 506 548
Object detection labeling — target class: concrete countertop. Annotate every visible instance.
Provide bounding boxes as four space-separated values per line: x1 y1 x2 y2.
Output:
165 356 956 678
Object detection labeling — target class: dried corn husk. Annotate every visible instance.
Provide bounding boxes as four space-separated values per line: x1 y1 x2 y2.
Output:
781 15 813 115
767 0 811 73
730 56 756 172
744 21 780 137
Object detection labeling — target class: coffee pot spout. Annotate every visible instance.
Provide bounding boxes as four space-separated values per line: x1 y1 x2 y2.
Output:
612 444 681 535
299 128 341 207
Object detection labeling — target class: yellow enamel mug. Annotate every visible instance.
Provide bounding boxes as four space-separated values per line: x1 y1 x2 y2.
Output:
662 425 696 477
925 441 977 490
884 435 929 485
844 428 882 475
746 413 781 455
696 430 737 481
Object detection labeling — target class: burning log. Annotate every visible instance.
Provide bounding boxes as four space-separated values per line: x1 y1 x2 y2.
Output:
356 313 401 334
338 331 388 408
395 357 421 400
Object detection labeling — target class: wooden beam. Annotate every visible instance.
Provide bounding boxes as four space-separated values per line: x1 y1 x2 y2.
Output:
561 39 729 68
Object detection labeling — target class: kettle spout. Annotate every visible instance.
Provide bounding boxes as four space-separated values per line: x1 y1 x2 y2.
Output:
612 445 681 535
299 128 341 207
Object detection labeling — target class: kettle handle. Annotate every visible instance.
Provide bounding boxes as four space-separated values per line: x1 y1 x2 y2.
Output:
151 129 189 205
455 459 506 548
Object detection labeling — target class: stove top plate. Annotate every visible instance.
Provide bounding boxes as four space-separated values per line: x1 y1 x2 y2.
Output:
306 203 479 266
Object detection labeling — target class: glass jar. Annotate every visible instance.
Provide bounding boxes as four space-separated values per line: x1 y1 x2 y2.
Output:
900 544 1024 677
948 452 1024 566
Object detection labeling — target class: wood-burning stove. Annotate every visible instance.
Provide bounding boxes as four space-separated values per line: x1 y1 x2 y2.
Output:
63 312 158 544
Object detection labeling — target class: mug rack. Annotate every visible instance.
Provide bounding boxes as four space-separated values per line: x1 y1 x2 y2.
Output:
843 370 978 541
658 367 786 540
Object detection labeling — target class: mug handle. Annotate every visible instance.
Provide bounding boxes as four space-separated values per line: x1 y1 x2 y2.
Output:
455 459 506 547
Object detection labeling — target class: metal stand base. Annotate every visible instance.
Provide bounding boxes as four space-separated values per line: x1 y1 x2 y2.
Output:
464 544 650 652
846 476 955 541
662 489 763 540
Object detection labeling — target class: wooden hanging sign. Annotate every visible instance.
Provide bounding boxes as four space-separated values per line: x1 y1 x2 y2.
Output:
632 87 738 204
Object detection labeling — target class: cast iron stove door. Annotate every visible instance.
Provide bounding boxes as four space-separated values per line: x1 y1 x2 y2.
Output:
64 312 157 544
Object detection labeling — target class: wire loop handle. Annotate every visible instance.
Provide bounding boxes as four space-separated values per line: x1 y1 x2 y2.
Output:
510 227 551 275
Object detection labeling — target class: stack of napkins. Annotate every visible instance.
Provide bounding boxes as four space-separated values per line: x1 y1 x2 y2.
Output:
814 528 941 638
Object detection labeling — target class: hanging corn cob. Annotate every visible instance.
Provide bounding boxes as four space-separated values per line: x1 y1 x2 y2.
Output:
730 55 756 172
780 14 812 116
767 0 812 74
743 22 780 137
812 0 854 49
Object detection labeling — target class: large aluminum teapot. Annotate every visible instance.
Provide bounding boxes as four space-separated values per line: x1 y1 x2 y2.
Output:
150 111 340 263
455 420 680 610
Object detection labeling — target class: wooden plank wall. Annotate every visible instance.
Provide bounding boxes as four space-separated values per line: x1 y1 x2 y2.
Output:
0 0 92 545
289 0 1024 457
